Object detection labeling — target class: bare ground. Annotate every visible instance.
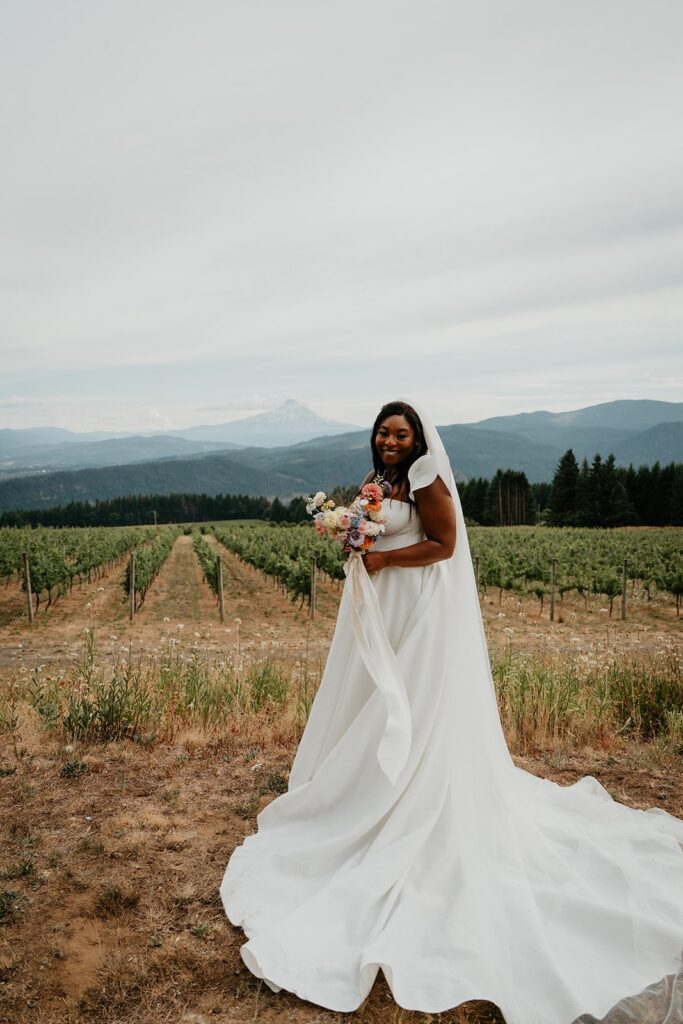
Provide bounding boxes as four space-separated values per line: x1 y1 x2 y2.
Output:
2 727 682 1024
0 536 682 1023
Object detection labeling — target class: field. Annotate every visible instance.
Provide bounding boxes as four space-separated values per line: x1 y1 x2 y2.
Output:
0 523 682 1024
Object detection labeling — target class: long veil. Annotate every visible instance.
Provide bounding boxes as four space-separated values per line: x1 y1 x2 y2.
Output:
391 395 683 1024
223 395 683 1024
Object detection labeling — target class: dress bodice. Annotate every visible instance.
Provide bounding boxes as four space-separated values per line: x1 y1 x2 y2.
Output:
374 497 425 551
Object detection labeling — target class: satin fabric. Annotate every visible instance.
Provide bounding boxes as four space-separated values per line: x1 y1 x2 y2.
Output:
220 482 683 1023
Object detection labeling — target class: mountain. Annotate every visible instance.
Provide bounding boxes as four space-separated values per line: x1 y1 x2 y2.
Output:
0 426 129 457
0 434 240 478
0 400 360 474
0 425 561 512
0 399 680 513
0 454 275 512
472 399 681 442
612 421 683 467
170 399 360 447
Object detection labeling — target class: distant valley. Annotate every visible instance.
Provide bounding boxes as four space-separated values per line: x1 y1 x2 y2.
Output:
0 398 680 512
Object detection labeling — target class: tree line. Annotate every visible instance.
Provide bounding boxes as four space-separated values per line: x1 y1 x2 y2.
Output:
1 454 680 529
547 452 682 527
459 456 682 527
0 492 270 528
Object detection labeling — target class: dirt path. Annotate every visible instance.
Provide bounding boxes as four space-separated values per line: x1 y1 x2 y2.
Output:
0 536 341 673
1 532 679 680
133 533 218 627
205 535 340 645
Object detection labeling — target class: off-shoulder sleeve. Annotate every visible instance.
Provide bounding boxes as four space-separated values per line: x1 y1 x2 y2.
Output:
407 451 453 501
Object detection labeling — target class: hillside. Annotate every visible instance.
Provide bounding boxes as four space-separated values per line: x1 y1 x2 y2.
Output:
0 398 680 512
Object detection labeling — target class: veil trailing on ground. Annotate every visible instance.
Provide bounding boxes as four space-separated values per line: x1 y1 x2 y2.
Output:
343 394 683 1022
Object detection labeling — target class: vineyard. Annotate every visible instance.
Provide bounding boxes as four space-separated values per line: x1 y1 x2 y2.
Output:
1 520 681 1024
0 522 681 624
0 525 158 610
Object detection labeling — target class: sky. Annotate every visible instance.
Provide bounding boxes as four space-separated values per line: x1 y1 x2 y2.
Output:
1 0 682 433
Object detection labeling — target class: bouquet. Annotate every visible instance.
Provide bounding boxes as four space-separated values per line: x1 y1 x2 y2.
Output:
305 475 393 553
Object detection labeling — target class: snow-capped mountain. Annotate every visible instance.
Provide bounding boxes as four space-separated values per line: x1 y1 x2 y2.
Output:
172 400 362 447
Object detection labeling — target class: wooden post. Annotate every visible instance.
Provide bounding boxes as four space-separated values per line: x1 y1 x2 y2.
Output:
216 555 225 623
621 559 628 621
129 552 136 621
22 552 34 625
550 558 557 622
474 555 480 595
309 558 316 620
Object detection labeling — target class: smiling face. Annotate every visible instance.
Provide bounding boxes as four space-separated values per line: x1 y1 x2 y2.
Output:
375 414 416 468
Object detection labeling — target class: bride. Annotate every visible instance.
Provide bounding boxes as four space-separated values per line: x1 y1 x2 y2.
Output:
220 398 683 1024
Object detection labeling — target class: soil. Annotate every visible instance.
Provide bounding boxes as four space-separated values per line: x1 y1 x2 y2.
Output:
0 533 681 1023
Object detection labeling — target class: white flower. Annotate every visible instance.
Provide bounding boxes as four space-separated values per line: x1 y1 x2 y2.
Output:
305 491 327 513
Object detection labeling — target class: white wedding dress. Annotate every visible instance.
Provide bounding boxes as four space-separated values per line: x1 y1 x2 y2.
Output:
220 405 683 1024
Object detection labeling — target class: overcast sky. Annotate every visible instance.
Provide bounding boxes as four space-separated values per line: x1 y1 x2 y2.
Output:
1 0 682 432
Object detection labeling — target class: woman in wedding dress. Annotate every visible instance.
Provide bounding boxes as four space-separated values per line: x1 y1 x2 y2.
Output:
220 398 683 1024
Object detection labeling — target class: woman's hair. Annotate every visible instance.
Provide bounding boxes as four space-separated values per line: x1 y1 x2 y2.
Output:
370 400 428 512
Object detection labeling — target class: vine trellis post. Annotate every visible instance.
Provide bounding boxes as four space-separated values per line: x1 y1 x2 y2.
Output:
216 555 225 623
550 558 557 622
129 552 136 621
309 558 317 620
23 552 34 625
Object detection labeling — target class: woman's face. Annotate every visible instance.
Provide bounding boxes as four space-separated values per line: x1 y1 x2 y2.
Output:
375 414 416 468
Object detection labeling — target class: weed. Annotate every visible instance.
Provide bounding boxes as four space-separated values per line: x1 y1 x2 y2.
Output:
1 855 36 880
94 884 140 917
79 838 105 856
259 771 288 795
247 662 288 711
60 760 90 779
0 890 28 926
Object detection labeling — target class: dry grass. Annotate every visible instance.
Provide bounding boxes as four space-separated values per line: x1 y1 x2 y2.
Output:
1 538 681 1023
3 708 682 1024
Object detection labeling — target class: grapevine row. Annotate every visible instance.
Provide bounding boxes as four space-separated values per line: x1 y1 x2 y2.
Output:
211 523 343 607
0 526 157 608
123 527 181 608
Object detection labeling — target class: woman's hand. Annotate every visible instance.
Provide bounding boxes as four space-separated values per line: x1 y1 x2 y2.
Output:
361 549 389 574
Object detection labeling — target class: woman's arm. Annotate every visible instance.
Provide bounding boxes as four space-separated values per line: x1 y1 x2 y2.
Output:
362 475 456 572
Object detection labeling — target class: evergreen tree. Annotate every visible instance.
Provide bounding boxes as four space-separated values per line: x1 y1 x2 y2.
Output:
549 449 579 525
267 497 286 522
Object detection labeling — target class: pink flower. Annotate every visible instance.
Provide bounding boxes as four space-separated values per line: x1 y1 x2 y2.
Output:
361 483 384 503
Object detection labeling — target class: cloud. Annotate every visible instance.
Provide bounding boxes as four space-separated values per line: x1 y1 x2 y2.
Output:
0 0 681 428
